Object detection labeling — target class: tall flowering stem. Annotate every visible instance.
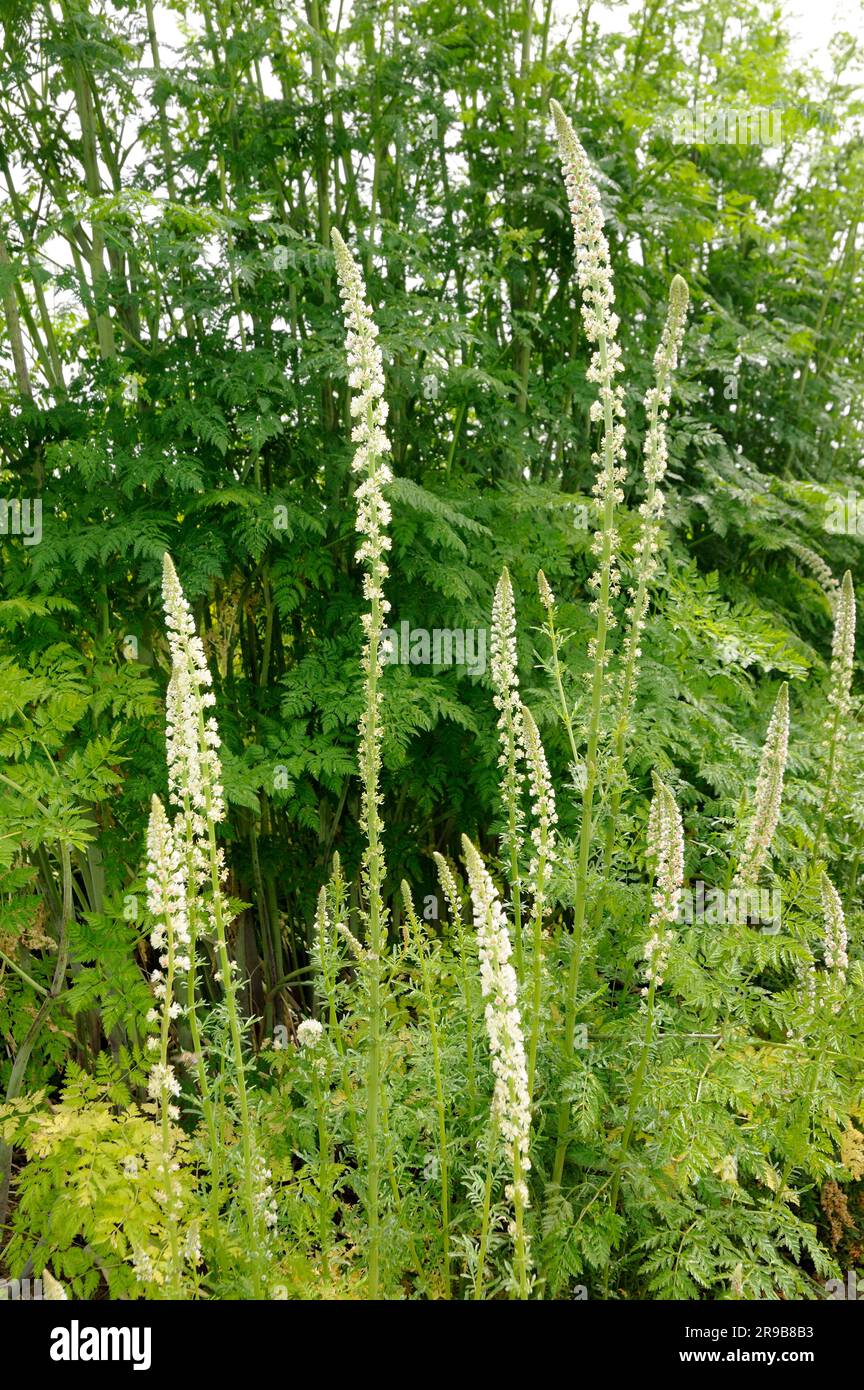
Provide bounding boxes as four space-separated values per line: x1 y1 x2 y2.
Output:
521 705 557 1100
608 777 684 1233
732 682 789 890
550 99 627 1186
462 836 532 1298
491 566 527 978
813 570 856 857
165 669 218 1179
162 553 259 1251
332 227 392 1297
601 275 688 883
144 794 188 1294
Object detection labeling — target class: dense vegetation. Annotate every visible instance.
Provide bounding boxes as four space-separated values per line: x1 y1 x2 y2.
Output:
0 0 862 1300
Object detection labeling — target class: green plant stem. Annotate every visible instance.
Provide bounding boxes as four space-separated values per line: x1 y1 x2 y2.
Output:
0 947 48 997
362 588 385 1299
603 978 658 1296
312 1063 331 1257
404 892 451 1296
157 894 182 1297
552 331 617 1187
194 690 258 1270
179 802 219 1186
473 1136 496 1300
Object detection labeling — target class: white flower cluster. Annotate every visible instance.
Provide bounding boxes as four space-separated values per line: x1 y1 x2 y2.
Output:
297 1018 324 1049
491 567 526 863
733 683 789 890
145 795 190 1121
786 542 839 608
521 705 557 912
537 569 555 612
820 872 848 997
161 554 236 974
825 570 856 762
253 1151 278 1231
433 851 464 926
332 229 392 909
331 228 392 612
550 99 627 641
643 777 684 993
462 836 532 1214
162 553 224 828
617 276 688 716
337 920 366 959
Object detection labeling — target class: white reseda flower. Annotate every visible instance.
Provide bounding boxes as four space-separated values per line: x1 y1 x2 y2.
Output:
162 553 225 827
550 98 626 643
461 835 531 1214
643 776 684 993
733 682 789 890
615 275 688 741
815 570 856 856
491 566 527 871
521 704 557 910
331 227 391 915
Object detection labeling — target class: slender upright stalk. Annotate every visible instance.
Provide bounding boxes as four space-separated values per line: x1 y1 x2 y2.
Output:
144 797 187 1296
549 102 628 1187
521 704 557 1099
434 853 476 1103
332 229 393 1297
491 568 527 979
161 556 258 1255
599 276 689 886
462 836 532 1297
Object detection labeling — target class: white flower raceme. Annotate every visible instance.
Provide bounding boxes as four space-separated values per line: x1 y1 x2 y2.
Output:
643 776 684 993
521 704 557 911
616 276 688 734
162 553 224 827
331 228 391 917
733 683 789 890
252 1151 278 1231
145 795 190 1124
461 835 532 1216
432 851 464 925
297 1018 324 1049
817 570 856 840
827 571 855 733
161 555 258 1251
331 228 392 612
336 920 366 960
820 872 848 993
786 542 838 608
537 569 555 613
491 567 527 936
491 566 526 786
550 98 626 647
